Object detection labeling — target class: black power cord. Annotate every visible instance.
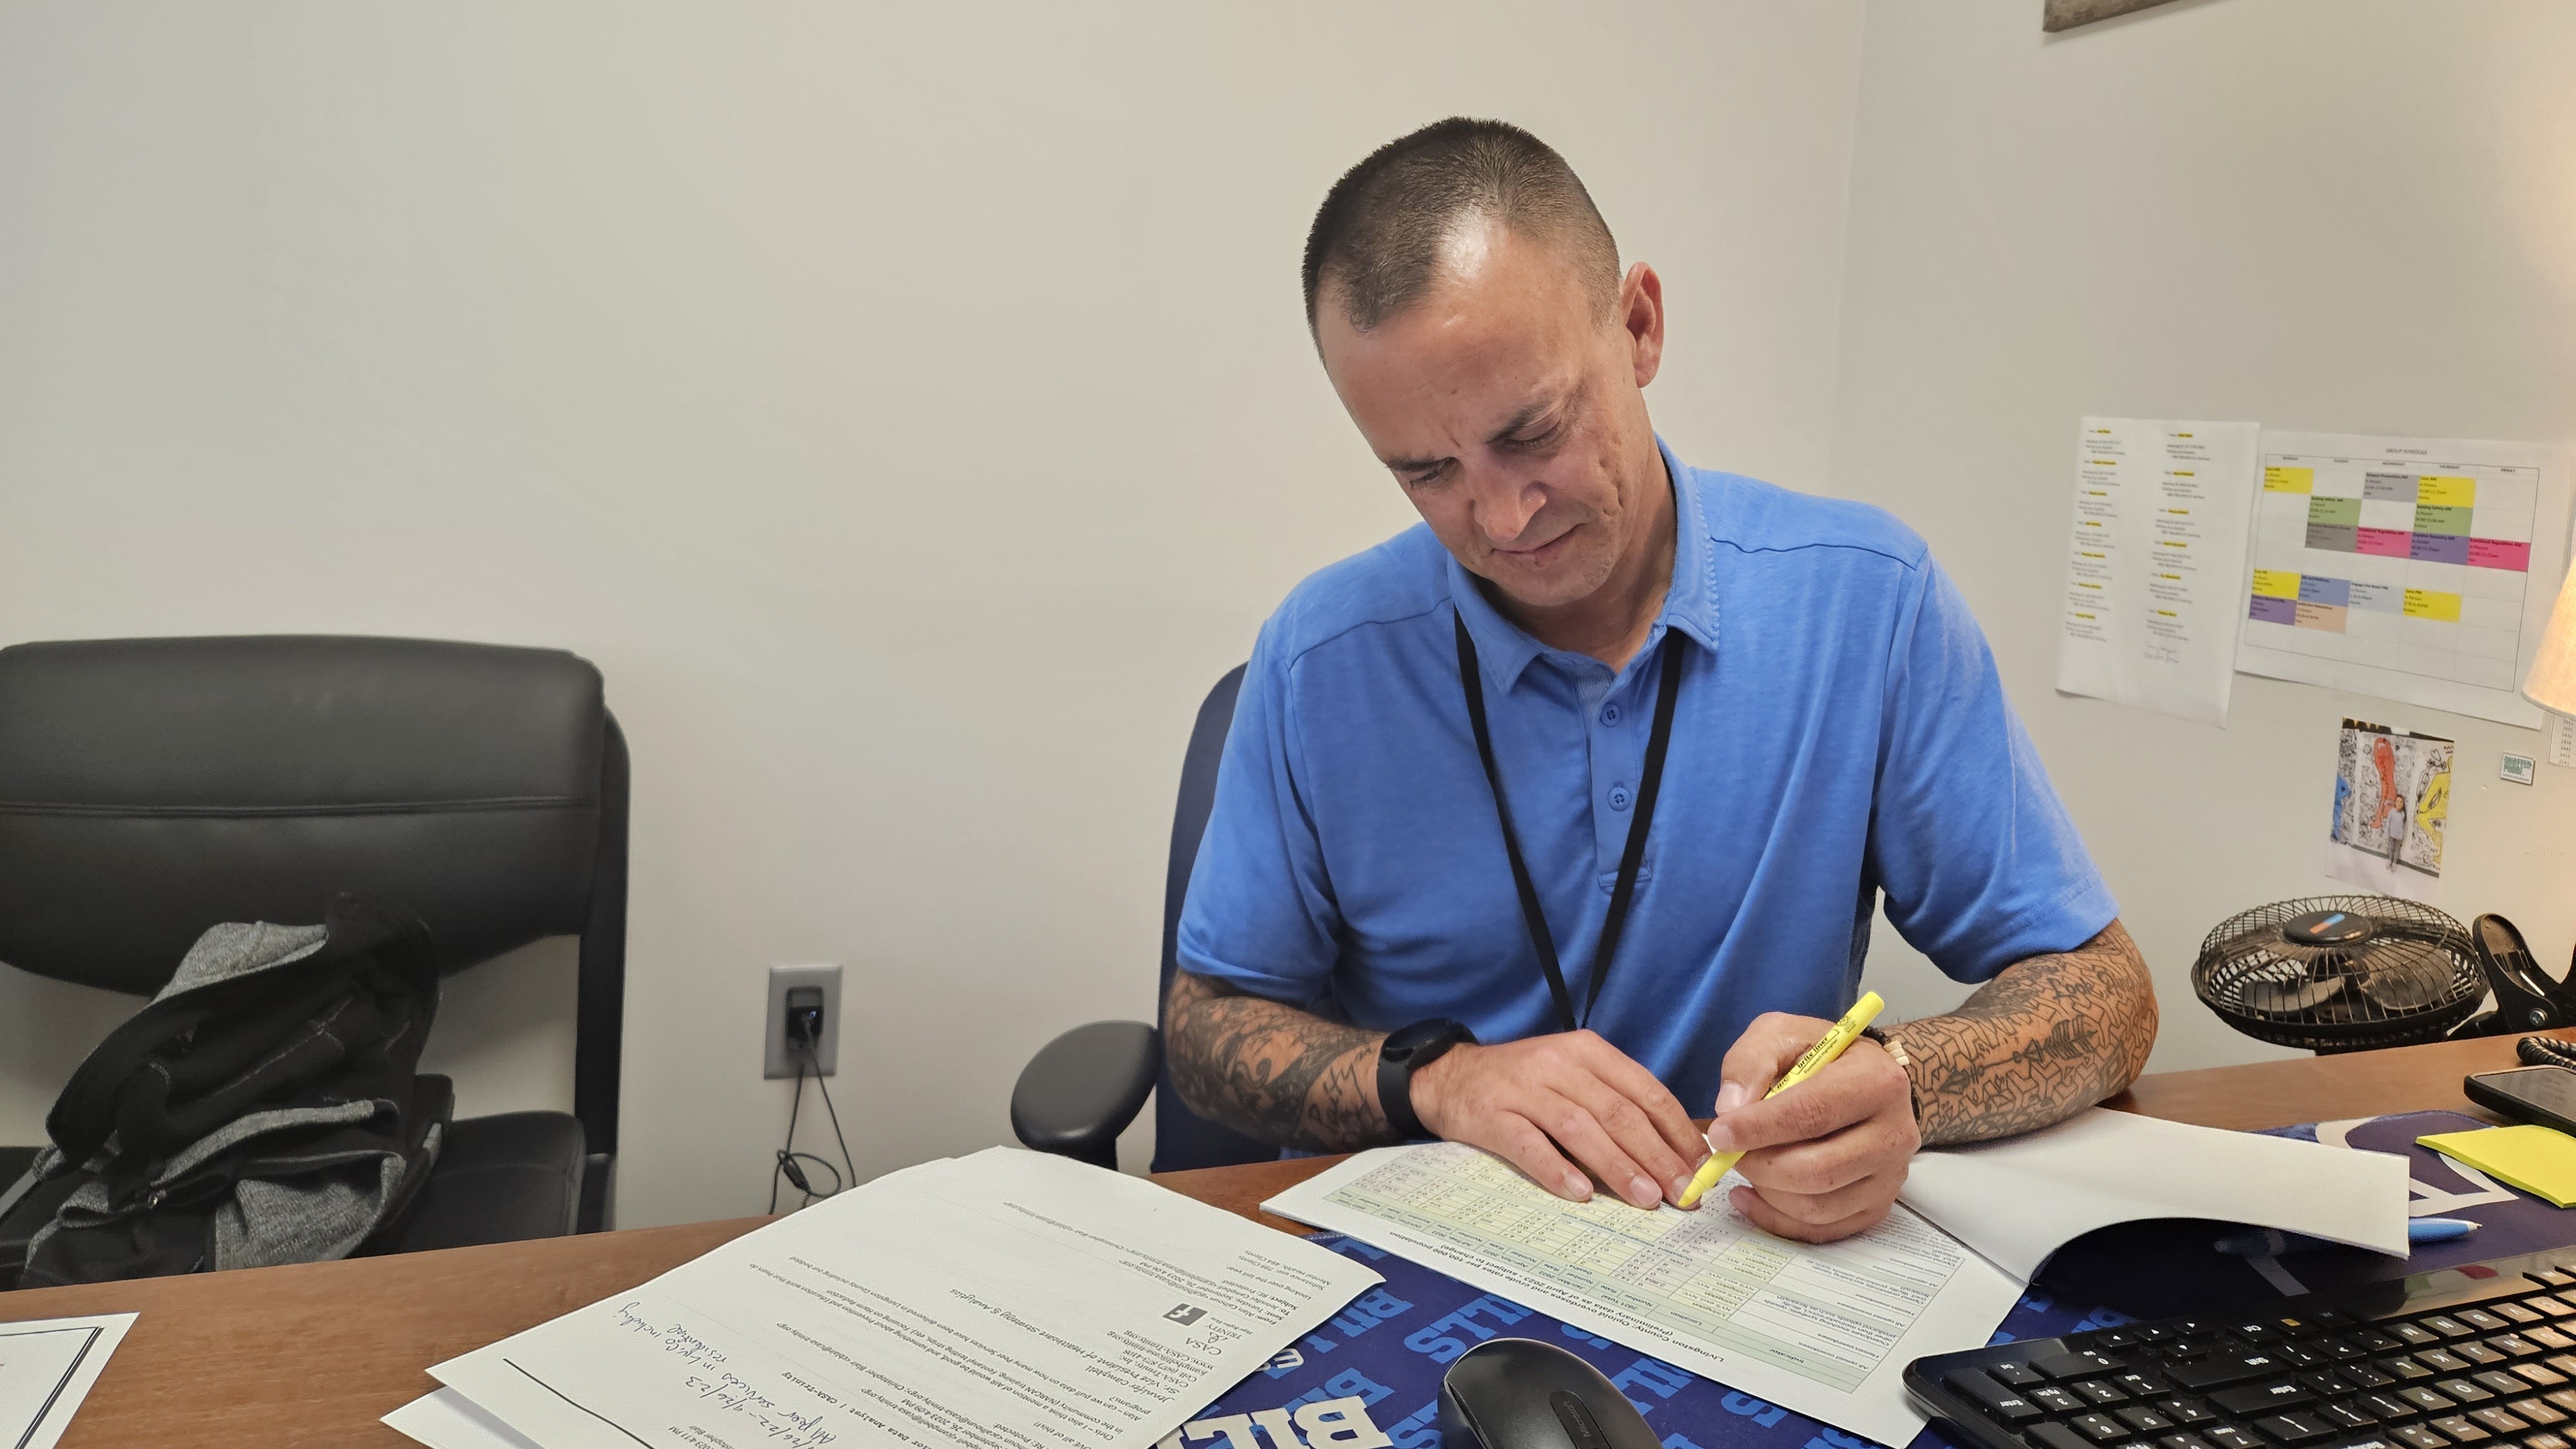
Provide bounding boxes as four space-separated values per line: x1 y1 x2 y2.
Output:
768 998 858 1214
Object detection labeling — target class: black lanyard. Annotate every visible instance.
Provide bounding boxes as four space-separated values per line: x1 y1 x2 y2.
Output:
1454 610 1685 1034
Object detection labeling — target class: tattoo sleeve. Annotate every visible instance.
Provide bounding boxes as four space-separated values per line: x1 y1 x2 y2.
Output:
1896 919 2159 1147
1164 969 1399 1151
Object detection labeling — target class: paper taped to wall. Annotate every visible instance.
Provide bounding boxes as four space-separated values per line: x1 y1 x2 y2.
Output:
2055 417 2262 726
2238 432 2572 728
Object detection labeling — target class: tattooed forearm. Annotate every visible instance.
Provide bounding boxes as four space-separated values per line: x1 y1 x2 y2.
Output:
1164 970 1399 1151
1895 920 2158 1147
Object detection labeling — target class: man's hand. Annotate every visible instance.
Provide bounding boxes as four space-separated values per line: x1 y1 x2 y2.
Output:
1703 1012 1918 1243
1409 1029 1709 1209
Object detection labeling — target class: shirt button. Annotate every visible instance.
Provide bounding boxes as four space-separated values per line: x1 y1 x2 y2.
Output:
1609 785 1633 811
1600 703 1622 726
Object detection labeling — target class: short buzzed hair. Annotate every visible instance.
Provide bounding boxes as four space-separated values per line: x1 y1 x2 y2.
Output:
1302 118 1620 334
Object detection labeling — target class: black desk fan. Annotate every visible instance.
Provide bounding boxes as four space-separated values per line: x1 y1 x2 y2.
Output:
2194 896 2576 1053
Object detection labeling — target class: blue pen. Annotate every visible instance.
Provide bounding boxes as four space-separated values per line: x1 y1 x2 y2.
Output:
2213 1218 2477 1257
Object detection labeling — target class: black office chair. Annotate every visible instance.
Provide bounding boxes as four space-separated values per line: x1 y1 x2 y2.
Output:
0 635 628 1264
1010 665 1282 1174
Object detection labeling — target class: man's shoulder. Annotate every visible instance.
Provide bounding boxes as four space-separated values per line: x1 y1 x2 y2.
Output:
1685 466 1929 576
1259 523 1452 665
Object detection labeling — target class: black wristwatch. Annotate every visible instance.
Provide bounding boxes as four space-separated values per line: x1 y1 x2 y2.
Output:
1378 1018 1476 1141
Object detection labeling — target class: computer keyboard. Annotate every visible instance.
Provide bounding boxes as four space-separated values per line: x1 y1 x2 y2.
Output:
1907 1251 2576 1449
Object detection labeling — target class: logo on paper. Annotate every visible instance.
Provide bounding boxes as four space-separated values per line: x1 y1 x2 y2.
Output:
1165 1304 1206 1326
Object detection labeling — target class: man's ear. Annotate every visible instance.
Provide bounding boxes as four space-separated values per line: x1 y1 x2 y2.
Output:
1622 261 1665 388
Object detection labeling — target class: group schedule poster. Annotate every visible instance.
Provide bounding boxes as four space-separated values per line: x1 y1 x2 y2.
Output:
2237 431 2572 728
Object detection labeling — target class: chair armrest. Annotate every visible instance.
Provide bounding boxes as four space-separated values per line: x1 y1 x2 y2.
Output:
1010 1021 1160 1170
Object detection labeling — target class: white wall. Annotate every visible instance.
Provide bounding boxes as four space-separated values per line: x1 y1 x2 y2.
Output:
0 3 1870 1226
1834 0 2576 1067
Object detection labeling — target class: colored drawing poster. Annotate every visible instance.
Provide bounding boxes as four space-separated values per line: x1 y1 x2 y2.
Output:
2238 432 2573 727
2054 417 2261 726
2325 718 2451 904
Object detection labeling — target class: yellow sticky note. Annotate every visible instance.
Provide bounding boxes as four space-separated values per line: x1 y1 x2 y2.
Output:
2418 1124 2576 1208
2418 474 2477 507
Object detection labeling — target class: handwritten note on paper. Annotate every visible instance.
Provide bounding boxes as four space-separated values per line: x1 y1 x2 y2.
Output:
2054 417 2262 726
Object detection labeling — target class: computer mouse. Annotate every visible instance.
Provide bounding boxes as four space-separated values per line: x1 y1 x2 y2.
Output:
1438 1337 1662 1449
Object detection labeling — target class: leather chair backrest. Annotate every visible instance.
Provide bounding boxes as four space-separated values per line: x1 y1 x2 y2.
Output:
1150 664 1282 1173
0 636 609 995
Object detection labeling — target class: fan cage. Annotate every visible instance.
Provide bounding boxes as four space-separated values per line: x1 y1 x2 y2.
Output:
2191 895 2482 1054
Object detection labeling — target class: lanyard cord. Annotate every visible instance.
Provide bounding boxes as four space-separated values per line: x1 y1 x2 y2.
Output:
1454 610 1686 1034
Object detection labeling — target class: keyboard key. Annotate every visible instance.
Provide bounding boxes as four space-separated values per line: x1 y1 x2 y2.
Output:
2162 1400 2217 1425
2304 1372 2360 1397
2327 1401 2385 1428
2120 1409 2177 1434
1949 1368 2045 1425
2177 1354 2295 1390
2360 1393 2421 1421
2516 1399 2571 1426
2528 1331 2576 1352
2440 1379 2500 1405
1994 1363 2046 1389
2474 1410 2533 1435
2205 1427 2265 1449
2040 1350 2130 1380
2548 1390 2576 1415
2497 1304 2544 1326
2424 1353 2477 1374
2494 1338 2546 1361
2486 1375 2542 1397
2398 1327 2446 1347
2462 1312 2512 1333
2526 1432 2571 1449
2080 1381 2136 1406
2532 1300 2576 1321
2536 1272 2576 1289
2278 1347 2325 1370
2433 1321 2484 1341
2432 1416 2493 1443
2101 1333 2143 1349
2324 1338 2371 1362
2388 1428 2452 1449
2027 1423 2098 1449
2552 1359 2576 1380
2155 1436 2213 1449
2348 1366 2400 1389
2360 1333 2412 1353
2073 1412 2131 1443
2250 1410 2339 1443
2036 1388 2090 1414
2394 1362 2442 1381
2121 1372 2172 1398
2467 1347 2515 1367
2407 1388 2464 1414
2231 1324 2280 1345
2277 1317 2327 1338
2214 1385 2315 1416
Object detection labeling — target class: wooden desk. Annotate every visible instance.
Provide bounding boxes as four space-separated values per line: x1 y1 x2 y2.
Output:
7 1031 2551 1448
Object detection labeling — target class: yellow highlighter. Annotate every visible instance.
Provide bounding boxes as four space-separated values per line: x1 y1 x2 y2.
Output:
1676 990 1886 1210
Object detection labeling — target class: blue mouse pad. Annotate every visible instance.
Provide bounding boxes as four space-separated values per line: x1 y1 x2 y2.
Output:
1164 1112 2575 1449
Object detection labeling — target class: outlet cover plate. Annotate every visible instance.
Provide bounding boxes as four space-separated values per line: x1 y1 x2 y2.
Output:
764 964 842 1079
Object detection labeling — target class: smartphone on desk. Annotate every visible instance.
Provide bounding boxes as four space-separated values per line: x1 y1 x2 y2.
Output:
2464 1065 2576 1134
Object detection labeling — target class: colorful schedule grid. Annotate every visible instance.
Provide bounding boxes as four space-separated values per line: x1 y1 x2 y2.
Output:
2240 437 2559 716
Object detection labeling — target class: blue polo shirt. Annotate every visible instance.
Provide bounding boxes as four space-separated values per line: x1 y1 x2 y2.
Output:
1175 440 2118 1113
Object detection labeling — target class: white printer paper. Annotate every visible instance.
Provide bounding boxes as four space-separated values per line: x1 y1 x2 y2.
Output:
0 1312 135 1449
1264 1142 2023 1448
1897 1108 2411 1281
2056 418 2262 726
426 1148 1379 1449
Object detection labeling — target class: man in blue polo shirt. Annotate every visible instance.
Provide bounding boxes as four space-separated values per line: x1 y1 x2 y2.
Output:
1168 118 2157 1244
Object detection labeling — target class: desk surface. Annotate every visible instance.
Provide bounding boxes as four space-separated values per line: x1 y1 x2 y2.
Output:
6 1030 2550 1448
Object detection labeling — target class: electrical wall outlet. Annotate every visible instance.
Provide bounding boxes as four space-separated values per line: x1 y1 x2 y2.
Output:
764 964 842 1079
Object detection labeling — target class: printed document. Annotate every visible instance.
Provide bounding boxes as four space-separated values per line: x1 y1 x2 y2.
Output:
2237 431 2572 728
0 1312 135 1449
419 1148 1380 1449
1269 1117 2408 1445
2055 417 2262 726
1264 1142 2023 1446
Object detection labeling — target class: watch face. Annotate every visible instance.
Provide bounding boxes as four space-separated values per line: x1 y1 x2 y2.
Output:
1385 1019 1464 1058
